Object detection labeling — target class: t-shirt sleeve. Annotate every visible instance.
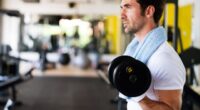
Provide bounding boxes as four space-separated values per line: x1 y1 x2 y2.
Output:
148 53 186 90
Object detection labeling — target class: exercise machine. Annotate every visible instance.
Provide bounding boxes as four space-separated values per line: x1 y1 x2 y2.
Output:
0 68 33 110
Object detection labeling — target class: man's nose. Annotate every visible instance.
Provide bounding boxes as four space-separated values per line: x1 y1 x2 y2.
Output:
121 9 126 19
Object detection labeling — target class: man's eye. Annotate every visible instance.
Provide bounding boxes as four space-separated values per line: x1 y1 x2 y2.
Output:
125 5 131 9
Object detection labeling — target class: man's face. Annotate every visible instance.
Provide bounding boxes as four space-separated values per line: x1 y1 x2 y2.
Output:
120 0 146 34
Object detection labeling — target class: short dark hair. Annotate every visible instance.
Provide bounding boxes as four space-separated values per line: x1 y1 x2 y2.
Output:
136 0 166 24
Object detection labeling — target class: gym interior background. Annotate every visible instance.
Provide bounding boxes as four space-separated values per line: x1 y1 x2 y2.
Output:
0 0 200 110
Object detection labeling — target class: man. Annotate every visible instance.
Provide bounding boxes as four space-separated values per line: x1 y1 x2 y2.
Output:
120 0 186 110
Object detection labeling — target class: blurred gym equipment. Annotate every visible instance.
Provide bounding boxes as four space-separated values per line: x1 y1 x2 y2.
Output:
0 67 33 110
179 47 200 110
0 44 34 110
59 53 70 65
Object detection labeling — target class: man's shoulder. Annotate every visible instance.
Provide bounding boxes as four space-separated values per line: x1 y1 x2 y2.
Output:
149 42 178 61
154 42 174 54
147 42 186 90
147 41 185 75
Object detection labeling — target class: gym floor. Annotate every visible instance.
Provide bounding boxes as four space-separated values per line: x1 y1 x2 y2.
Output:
0 62 119 110
0 76 118 110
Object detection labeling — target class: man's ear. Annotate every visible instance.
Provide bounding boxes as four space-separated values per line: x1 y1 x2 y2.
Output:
145 5 155 18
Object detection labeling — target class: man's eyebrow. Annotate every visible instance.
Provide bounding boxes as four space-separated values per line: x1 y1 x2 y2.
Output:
120 3 131 8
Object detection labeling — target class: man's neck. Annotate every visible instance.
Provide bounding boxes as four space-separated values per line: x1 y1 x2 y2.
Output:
134 23 158 42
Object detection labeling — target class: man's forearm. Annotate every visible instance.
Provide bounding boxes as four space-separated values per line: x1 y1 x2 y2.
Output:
139 97 176 110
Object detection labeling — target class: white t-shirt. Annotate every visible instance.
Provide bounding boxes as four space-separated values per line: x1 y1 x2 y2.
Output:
126 41 186 110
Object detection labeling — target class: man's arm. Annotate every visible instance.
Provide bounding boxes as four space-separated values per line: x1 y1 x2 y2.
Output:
139 90 182 110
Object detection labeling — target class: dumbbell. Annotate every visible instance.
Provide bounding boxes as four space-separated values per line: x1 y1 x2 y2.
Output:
108 55 151 97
